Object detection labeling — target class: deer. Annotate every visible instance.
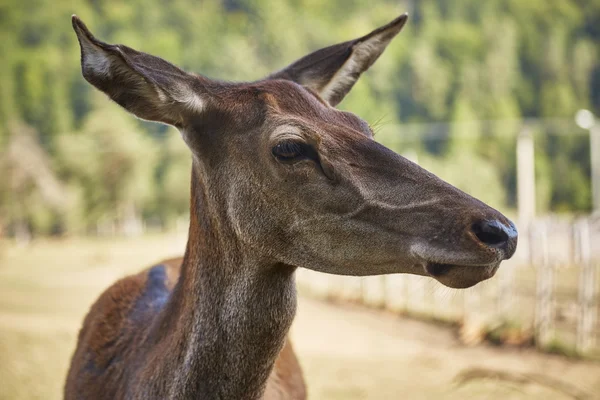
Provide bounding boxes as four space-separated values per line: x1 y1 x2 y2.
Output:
65 13 518 400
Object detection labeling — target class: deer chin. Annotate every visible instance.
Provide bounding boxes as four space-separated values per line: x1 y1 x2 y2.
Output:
424 262 500 289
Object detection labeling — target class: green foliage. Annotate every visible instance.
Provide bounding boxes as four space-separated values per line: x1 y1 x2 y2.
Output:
0 0 598 236
56 101 158 233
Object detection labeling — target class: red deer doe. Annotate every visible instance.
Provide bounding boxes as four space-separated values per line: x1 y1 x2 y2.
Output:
65 13 517 400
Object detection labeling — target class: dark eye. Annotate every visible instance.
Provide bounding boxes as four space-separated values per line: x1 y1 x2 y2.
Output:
271 141 316 162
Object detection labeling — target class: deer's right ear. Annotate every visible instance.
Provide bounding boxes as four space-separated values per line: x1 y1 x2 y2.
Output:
72 16 205 127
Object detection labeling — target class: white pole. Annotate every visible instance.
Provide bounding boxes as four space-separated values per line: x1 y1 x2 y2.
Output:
517 127 536 225
576 219 596 353
575 109 599 214
590 125 600 214
535 224 553 348
517 127 536 264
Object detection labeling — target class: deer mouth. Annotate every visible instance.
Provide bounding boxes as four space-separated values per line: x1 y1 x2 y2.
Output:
424 262 500 289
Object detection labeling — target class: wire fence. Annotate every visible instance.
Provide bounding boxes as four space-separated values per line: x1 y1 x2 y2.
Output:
296 215 600 357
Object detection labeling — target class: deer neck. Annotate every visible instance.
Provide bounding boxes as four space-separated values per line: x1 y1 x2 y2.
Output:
153 163 297 399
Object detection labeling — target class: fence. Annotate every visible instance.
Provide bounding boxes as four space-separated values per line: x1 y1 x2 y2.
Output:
296 216 600 357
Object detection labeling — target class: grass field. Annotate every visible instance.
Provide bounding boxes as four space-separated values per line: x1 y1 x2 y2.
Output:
1 234 599 400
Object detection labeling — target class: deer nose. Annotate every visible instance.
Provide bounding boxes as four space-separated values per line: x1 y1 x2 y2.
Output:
471 219 518 258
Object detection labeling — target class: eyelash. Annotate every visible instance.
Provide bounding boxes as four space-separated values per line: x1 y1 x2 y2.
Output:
271 140 318 163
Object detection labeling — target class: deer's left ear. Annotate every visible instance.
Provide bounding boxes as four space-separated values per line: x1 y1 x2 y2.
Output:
268 14 408 107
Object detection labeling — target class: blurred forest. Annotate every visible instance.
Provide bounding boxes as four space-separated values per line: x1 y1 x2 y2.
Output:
0 0 599 237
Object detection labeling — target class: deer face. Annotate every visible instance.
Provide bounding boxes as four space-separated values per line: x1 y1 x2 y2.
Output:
72 14 517 289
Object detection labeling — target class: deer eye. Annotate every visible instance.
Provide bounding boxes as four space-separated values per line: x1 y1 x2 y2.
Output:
272 141 316 162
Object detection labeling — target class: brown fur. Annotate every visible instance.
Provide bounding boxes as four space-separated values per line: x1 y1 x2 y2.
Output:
67 258 305 399
66 14 517 400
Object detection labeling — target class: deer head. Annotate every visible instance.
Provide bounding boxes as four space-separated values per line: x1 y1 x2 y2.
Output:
72 14 516 289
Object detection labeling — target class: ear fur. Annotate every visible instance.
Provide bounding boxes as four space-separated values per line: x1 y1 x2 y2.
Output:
268 14 408 107
72 15 205 126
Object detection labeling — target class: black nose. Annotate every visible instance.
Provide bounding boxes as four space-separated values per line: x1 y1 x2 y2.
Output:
471 219 518 257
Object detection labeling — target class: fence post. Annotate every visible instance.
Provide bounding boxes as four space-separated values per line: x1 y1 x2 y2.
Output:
576 219 597 353
517 126 536 262
464 280 481 322
385 274 408 312
497 261 515 318
534 223 554 347
362 275 387 308
341 276 362 303
405 276 426 315
591 125 600 213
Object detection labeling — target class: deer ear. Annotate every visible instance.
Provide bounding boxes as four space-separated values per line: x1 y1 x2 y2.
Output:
72 15 205 126
268 14 408 107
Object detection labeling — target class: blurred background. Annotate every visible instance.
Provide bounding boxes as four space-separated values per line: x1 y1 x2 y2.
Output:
1 0 600 399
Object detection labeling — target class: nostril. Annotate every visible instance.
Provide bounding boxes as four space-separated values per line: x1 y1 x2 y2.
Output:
471 220 509 247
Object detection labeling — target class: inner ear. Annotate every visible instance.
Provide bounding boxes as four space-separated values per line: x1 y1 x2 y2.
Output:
267 14 408 107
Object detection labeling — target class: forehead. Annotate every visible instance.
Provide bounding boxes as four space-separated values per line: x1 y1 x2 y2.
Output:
252 80 372 136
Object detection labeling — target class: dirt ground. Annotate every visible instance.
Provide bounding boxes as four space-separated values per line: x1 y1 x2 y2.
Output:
0 235 599 399
292 297 600 399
